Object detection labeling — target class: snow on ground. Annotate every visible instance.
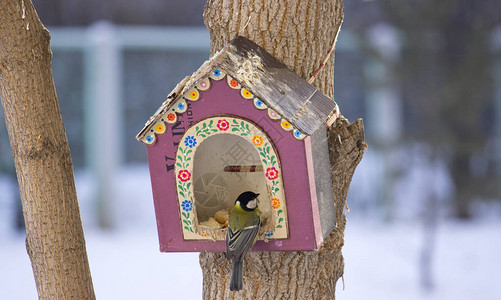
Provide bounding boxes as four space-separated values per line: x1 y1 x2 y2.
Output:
1 165 500 299
338 218 501 300
0 165 203 299
0 228 202 299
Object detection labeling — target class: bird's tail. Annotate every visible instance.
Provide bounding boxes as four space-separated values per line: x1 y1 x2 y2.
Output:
230 260 243 291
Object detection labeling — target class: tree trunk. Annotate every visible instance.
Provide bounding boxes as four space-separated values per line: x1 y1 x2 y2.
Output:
0 1 95 299
200 1 365 299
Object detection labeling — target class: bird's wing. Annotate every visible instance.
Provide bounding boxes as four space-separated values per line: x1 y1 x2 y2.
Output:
226 217 260 261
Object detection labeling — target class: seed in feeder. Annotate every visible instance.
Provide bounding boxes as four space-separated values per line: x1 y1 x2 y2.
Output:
200 217 221 229
214 209 229 225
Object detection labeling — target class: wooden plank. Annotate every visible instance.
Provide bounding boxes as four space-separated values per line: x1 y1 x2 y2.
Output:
214 36 336 135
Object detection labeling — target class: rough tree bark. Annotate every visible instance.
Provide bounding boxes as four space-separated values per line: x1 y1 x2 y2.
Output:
200 1 365 299
0 1 95 299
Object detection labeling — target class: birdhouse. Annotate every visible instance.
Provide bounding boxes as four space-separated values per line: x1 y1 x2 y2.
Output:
136 36 340 252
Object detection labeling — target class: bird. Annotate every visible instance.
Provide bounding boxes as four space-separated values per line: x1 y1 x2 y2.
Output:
226 191 261 291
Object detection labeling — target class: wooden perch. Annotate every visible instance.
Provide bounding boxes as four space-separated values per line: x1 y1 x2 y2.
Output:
224 165 264 172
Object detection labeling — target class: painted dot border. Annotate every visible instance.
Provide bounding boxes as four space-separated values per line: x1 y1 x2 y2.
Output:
141 69 307 145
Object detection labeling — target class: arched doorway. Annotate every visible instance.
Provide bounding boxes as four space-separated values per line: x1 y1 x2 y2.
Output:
174 116 288 241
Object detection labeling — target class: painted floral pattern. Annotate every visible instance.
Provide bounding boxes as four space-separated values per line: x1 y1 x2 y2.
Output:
181 207 194 233
195 120 218 137
252 135 264 147
251 137 285 231
271 197 284 229
176 146 194 233
265 167 279 180
275 209 284 229
217 119 230 131
229 79 239 88
271 198 281 209
175 116 288 240
141 71 307 145
178 170 191 182
258 143 277 167
181 200 193 212
184 136 197 148
231 119 251 136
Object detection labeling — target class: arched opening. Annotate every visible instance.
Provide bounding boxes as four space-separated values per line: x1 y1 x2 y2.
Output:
174 116 287 240
193 133 270 230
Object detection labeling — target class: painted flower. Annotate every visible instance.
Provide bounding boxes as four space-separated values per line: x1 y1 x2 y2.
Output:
264 232 274 237
229 79 239 88
271 198 281 209
167 113 176 121
252 135 264 147
213 69 221 77
177 102 185 110
181 200 193 212
265 167 279 180
178 170 191 182
255 99 264 107
217 119 230 131
146 135 154 144
293 130 302 138
184 136 197 148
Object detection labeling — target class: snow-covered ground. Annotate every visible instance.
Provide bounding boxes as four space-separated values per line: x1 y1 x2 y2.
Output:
341 218 501 300
1 165 500 299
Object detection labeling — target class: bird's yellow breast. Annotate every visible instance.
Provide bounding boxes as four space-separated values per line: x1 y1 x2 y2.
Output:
229 204 260 228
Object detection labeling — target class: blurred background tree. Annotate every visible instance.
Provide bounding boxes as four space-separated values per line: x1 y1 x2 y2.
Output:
381 0 500 219
339 0 501 219
32 0 205 26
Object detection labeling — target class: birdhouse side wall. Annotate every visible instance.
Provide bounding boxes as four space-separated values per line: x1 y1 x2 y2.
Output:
310 126 336 241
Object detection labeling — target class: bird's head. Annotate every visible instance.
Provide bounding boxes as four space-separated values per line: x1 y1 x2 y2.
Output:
235 191 259 211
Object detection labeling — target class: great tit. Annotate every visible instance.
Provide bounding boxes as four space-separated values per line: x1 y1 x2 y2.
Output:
226 191 261 291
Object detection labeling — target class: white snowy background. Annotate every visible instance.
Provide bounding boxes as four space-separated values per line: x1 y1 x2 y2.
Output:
1 161 500 299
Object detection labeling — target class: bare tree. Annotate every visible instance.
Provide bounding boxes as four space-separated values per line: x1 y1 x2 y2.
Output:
199 1 365 299
381 0 501 218
0 1 95 298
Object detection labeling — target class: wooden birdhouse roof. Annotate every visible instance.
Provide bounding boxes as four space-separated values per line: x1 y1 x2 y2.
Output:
137 36 339 144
